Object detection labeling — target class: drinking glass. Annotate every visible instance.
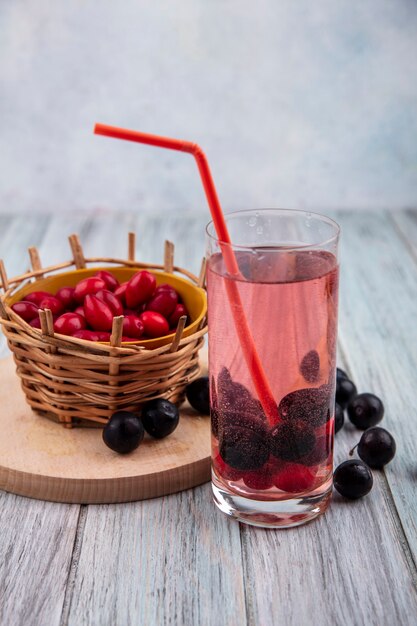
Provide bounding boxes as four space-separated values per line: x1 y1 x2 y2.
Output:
206 209 340 528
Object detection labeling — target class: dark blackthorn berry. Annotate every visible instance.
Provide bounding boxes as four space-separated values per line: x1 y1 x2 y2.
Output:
300 434 331 466
279 385 331 427
300 350 320 383
337 367 348 381
141 399 179 439
217 368 247 406
335 403 344 433
216 366 231 385
334 460 373 499
103 411 144 454
219 422 269 471
217 409 266 441
270 420 316 462
217 367 264 419
336 377 357 408
347 393 384 430
357 427 396 468
295 249 336 281
186 376 210 414
215 369 266 443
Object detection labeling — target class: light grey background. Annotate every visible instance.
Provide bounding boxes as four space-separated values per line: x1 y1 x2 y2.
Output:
1 0 416 214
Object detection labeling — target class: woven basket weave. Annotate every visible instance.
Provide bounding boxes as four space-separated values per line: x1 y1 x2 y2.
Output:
0 233 207 428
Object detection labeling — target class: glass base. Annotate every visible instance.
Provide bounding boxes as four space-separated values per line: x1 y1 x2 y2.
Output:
212 477 333 529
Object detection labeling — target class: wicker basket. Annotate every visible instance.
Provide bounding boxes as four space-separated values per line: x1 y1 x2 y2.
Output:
0 233 207 428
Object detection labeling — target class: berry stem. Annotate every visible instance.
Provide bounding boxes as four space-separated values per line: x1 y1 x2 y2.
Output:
349 444 358 457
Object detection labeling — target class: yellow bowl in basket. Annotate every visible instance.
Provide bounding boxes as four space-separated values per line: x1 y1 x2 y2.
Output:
7 266 207 350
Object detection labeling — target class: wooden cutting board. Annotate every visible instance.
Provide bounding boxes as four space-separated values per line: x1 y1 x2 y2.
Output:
0 352 211 504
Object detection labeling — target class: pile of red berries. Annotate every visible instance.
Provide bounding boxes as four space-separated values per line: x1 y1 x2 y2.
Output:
11 269 189 342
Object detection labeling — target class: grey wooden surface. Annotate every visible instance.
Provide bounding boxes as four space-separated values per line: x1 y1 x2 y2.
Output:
0 210 416 626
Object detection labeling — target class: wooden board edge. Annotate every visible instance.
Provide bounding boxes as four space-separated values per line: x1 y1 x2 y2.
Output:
0 456 211 504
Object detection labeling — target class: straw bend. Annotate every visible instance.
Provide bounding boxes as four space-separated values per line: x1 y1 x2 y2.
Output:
180 142 204 157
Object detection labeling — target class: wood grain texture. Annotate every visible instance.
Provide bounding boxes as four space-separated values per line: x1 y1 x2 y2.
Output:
241 492 417 626
0 491 79 626
1 210 417 626
65 485 247 626
336 210 417 565
390 209 417 262
0 217 82 626
241 354 417 626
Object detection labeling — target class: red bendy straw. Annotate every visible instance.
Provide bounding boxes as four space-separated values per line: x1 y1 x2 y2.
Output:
94 123 279 425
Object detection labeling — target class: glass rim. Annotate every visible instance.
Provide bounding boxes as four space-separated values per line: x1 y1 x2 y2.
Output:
205 208 340 251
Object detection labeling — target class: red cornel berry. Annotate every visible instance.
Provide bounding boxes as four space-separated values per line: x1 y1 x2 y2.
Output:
11 301 39 322
39 296 64 316
242 467 274 490
169 304 189 328
74 277 107 303
56 286 76 309
125 271 156 308
114 282 128 305
83 294 114 331
95 270 120 292
12 269 186 343
122 315 144 339
95 289 123 317
139 311 169 338
54 312 87 335
155 283 176 292
96 331 111 341
146 287 178 317
74 306 86 317
24 291 52 306
72 330 101 341
273 463 318 493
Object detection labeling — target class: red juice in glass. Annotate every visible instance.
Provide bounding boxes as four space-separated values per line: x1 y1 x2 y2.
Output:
206 209 340 528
